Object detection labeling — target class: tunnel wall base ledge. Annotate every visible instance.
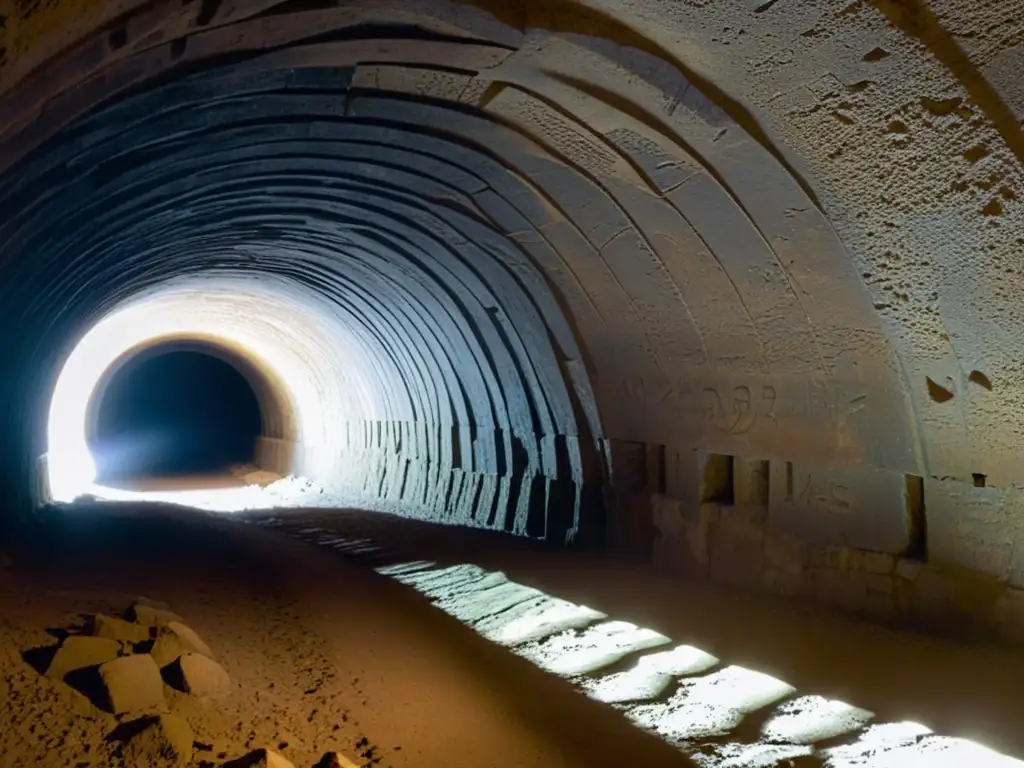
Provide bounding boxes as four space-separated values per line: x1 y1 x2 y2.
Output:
255 436 604 544
638 490 1024 648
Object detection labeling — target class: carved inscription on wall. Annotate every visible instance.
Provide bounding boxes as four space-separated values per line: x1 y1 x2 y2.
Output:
612 373 875 463
701 384 777 434
791 469 851 514
769 460 908 553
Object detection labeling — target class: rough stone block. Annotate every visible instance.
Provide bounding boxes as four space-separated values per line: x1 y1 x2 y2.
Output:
925 479 1020 581
46 635 121 679
135 596 172 611
99 654 165 713
318 753 360 768
151 622 214 668
128 603 185 627
473 473 498 524
762 567 804 597
232 749 295 768
769 461 910 553
862 551 895 575
813 567 868 612
93 614 153 645
123 714 193 767
174 652 231 696
607 439 648 492
895 558 923 581
864 572 894 595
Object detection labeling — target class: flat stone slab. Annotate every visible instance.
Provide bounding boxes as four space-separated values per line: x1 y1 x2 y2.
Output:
128 602 185 627
151 621 214 667
123 714 194 767
164 621 214 658
318 752 360 768
45 635 121 679
135 596 172 611
228 749 295 768
93 613 153 645
176 652 231 696
99 654 165 713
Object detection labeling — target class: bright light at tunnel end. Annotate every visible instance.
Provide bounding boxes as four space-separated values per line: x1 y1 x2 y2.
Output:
44 275 373 504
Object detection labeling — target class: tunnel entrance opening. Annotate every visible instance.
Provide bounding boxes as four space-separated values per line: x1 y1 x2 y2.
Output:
87 347 262 489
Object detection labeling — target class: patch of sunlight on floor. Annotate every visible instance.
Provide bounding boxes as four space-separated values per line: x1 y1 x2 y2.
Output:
77 475 345 512
823 723 1024 768
762 695 874 744
628 665 797 742
481 598 608 646
260 524 1024 768
582 644 720 704
517 620 672 677
691 742 814 768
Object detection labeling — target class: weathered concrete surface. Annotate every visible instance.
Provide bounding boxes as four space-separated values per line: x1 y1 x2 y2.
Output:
1 0 1023 640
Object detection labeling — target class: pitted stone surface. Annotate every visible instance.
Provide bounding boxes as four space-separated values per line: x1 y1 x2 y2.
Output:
128 603 185 628
45 635 121 679
98 654 165 713
93 614 153 646
174 652 231 696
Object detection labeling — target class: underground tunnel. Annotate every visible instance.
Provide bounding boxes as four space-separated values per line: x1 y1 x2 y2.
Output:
87 341 264 484
3 0 1024 766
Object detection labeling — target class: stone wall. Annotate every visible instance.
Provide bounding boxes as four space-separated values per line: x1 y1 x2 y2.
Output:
259 424 604 544
607 445 1024 647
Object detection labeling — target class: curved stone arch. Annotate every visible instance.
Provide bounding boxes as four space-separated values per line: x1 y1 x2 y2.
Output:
9 67 593 450
4 74 604 545
0 10 929 499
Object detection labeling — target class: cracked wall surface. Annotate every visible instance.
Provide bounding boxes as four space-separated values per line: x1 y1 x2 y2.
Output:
2 0 1024 642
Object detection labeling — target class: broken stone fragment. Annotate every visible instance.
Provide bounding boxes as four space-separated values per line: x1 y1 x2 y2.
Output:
317 752 360 768
46 635 122 679
229 748 295 768
122 714 194 767
151 621 214 667
174 652 231 696
135 596 172 611
165 621 214 658
99 654 165 713
93 613 153 645
128 602 185 627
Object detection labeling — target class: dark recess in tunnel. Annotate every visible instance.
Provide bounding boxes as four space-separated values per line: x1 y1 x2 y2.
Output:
88 349 262 483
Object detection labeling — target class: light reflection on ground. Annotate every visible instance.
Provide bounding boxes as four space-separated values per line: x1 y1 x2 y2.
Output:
63 485 1024 768
272 521 1024 768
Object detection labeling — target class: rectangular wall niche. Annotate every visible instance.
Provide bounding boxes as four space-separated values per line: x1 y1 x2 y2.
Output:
905 473 927 561
700 453 734 505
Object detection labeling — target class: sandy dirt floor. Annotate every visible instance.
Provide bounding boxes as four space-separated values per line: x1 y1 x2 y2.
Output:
0 504 692 767
233 506 1024 766
5 500 1024 766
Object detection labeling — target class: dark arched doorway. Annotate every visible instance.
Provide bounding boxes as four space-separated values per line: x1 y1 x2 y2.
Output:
88 347 262 485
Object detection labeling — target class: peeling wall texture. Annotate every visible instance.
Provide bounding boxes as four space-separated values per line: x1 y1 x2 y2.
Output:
2 0 1024 642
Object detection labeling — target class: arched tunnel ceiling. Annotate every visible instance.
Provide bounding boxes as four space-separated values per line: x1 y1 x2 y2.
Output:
1 1 1023 556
